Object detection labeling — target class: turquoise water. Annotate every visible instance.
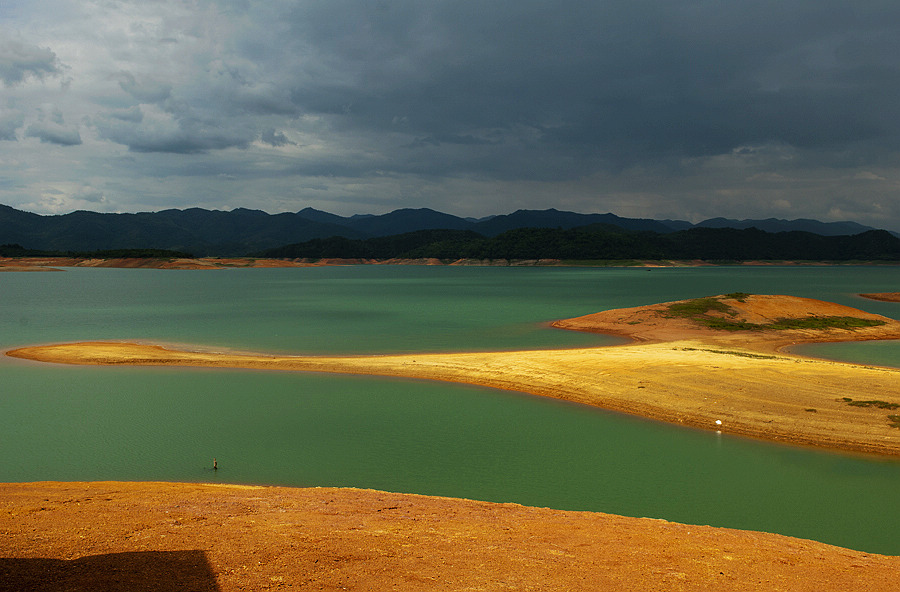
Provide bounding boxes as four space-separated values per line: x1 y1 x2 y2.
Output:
3 265 900 554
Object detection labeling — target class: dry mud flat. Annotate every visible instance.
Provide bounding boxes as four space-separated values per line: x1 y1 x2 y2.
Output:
6 294 900 590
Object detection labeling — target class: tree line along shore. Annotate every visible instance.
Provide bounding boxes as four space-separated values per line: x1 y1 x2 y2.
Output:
5 223 900 264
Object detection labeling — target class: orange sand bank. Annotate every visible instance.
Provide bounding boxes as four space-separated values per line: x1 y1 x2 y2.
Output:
860 292 900 303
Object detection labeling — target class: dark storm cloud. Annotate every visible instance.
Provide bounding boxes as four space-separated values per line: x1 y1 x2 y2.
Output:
268 0 900 171
69 0 900 172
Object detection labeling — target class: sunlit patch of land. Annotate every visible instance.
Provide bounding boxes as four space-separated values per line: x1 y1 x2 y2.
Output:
9 294 900 456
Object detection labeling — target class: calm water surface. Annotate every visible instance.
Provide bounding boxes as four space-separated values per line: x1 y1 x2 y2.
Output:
2 265 900 554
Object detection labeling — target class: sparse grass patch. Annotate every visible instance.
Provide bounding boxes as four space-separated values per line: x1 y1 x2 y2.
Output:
663 296 885 332
840 399 900 429
846 400 900 409
765 316 886 331
698 318 758 331
680 347 777 359
666 297 736 318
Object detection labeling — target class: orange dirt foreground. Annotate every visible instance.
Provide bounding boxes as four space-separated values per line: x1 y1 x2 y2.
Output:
6 294 900 590
2 481 898 592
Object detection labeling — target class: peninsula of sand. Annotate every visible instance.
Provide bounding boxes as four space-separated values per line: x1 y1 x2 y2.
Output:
9 293 900 456
6 294 900 590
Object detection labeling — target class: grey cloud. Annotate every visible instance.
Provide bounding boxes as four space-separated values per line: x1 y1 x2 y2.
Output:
108 106 144 123
25 108 82 146
116 72 172 104
260 128 295 146
407 134 498 149
231 82 296 115
0 37 61 85
0 110 24 140
95 111 254 154
0 176 21 189
25 122 82 146
198 61 298 115
72 185 105 204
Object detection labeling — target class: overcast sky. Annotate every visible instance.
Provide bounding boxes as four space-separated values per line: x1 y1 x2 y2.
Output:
2 1 900 228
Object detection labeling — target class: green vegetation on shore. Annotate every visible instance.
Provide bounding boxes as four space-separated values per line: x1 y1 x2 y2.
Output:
663 295 887 332
840 398 900 429
679 347 778 360
254 225 900 262
0 244 193 259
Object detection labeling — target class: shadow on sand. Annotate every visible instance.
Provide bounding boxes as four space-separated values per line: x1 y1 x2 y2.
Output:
0 550 219 592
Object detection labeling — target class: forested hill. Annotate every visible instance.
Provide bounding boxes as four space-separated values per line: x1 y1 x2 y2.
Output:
0 203 888 257
254 226 900 262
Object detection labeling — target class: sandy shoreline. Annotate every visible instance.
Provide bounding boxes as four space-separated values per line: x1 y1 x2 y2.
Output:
8 294 900 456
860 292 900 302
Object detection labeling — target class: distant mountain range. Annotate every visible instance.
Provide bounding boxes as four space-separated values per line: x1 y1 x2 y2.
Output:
0 203 888 257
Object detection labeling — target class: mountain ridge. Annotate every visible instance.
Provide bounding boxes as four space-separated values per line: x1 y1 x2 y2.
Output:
0 203 892 257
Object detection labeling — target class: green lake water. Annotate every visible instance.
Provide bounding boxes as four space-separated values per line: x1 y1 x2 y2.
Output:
2 265 900 554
